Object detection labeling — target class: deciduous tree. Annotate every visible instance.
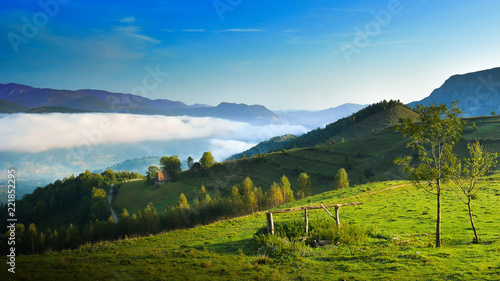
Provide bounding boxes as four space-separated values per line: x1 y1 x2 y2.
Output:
297 172 312 199
334 168 349 190
200 151 215 169
187 156 194 169
451 140 497 243
177 193 190 210
145 165 160 185
269 182 283 207
160 155 182 178
394 102 465 247
280 175 294 204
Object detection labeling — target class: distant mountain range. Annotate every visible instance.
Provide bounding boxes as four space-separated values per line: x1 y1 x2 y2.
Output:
274 103 367 129
2 66 499 126
409 67 500 117
0 83 363 128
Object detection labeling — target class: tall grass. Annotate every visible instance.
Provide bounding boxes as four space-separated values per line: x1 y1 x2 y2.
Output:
254 218 371 258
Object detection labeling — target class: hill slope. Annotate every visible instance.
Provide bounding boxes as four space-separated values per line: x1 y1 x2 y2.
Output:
235 100 417 158
6 176 500 280
409 67 500 117
0 99 28 113
331 105 419 142
114 115 500 215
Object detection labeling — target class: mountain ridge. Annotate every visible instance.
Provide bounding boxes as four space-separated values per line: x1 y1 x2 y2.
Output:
409 67 500 116
0 82 365 127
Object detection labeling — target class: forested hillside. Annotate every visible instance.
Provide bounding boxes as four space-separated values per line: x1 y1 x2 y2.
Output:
236 100 416 158
0 170 142 230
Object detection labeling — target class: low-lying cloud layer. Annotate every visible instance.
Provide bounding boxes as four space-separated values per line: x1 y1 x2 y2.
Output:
0 113 307 157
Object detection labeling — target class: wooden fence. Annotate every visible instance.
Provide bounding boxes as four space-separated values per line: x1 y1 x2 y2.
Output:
265 202 363 235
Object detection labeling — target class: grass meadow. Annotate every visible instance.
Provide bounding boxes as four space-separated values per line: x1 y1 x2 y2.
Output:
5 175 500 280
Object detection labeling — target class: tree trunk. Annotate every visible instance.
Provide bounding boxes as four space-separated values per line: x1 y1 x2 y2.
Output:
266 213 274 235
436 180 442 247
304 209 309 235
467 196 479 242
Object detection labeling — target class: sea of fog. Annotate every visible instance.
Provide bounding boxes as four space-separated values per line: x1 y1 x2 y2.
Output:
0 113 307 195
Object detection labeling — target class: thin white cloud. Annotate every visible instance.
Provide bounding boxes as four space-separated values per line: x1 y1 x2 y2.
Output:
120 16 136 24
335 37 476 54
182 29 206 32
115 26 161 43
220 28 263 32
283 29 300 33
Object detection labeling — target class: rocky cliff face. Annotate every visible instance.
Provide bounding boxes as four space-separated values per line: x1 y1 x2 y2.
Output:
409 67 500 117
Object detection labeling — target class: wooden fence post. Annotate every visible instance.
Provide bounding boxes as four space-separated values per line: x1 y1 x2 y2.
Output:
304 209 309 235
335 206 341 227
266 212 274 235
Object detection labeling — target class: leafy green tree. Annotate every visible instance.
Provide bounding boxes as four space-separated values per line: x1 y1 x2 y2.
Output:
89 187 110 222
394 102 465 247
119 208 130 237
242 177 257 213
334 168 349 189
187 156 194 169
200 151 215 169
269 182 283 207
451 141 497 243
160 156 182 178
27 223 37 254
145 165 160 185
297 172 312 199
144 202 160 234
66 223 80 249
230 186 241 214
280 175 294 204
177 193 190 210
253 186 264 211
197 185 208 203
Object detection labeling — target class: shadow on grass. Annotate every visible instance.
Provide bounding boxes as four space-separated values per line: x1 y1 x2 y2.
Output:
181 238 256 256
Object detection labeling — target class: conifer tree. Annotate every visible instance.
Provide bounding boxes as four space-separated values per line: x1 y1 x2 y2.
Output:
334 168 349 189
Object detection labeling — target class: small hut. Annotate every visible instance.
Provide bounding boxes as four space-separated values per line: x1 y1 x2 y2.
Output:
154 170 172 186
190 162 202 173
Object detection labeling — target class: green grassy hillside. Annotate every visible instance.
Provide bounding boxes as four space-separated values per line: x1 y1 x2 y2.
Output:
8 176 500 280
331 105 419 142
114 115 500 216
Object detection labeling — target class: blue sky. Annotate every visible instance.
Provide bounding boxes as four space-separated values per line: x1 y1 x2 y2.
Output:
1 0 500 110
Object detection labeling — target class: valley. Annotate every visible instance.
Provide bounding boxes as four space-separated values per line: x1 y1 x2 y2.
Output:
1 70 500 280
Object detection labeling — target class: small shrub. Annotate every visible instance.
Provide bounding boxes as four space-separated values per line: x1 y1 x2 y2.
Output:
201 260 212 268
254 234 311 258
254 254 273 265
306 219 368 245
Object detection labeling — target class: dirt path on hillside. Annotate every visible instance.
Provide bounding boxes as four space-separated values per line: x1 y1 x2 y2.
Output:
345 183 412 201
109 184 119 223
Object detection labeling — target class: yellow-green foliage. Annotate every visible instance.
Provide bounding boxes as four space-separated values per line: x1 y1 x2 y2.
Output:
8 177 500 280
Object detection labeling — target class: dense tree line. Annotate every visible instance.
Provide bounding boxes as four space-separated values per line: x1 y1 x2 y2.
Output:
2 173 320 255
0 170 143 230
281 100 409 150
